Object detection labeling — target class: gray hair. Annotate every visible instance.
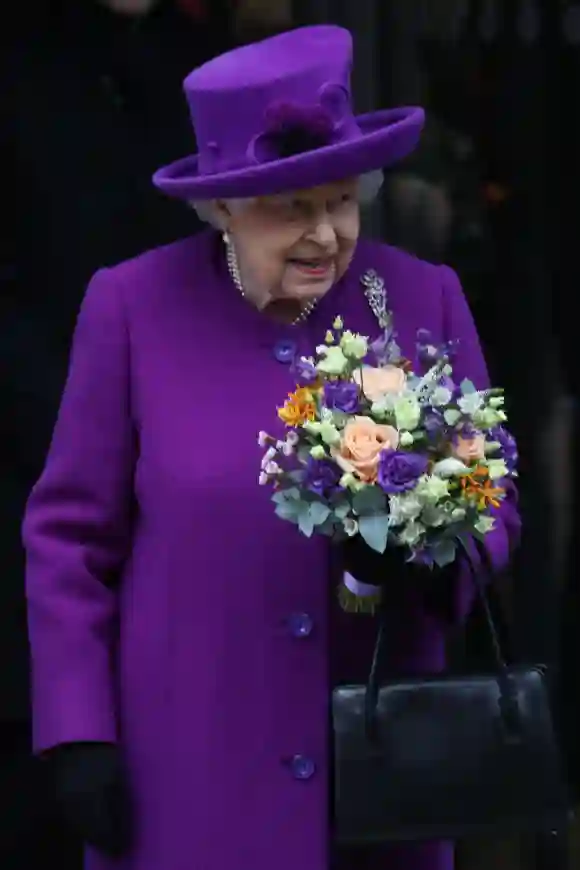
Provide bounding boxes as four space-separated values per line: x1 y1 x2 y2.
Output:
189 169 384 230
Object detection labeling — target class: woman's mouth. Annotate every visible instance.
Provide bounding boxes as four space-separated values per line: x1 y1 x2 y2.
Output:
288 258 334 278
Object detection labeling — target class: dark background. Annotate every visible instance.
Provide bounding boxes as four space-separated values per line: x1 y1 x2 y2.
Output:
2 1 578 868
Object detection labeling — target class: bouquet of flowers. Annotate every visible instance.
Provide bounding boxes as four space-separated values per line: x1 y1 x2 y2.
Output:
258 317 517 610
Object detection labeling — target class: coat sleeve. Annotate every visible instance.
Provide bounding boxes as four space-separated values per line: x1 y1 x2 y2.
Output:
23 268 136 752
439 264 521 621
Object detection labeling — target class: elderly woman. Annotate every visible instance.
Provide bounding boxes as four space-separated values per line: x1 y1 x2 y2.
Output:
23 24 519 870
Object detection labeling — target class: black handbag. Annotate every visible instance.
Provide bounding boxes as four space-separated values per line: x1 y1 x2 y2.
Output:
332 538 570 844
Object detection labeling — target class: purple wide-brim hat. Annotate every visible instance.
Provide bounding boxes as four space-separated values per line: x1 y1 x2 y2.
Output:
153 25 425 201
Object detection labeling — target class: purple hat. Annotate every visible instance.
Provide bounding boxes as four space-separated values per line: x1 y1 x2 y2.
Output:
153 25 425 201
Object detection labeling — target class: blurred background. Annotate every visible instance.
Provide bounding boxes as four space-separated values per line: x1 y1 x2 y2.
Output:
1 1 578 868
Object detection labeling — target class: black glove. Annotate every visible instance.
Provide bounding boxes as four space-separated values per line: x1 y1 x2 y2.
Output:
48 742 131 857
342 534 424 589
342 535 457 620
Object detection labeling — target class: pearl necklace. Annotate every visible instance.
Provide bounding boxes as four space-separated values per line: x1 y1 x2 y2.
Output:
224 233 317 326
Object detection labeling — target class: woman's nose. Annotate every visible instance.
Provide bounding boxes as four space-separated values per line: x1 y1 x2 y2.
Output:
308 218 337 247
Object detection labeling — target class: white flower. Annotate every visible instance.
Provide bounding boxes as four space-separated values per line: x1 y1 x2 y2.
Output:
474 515 496 535
421 504 448 527
281 440 295 456
258 431 270 447
486 459 508 480
343 517 359 536
444 408 461 426
340 330 368 360
450 506 467 522
415 474 450 505
264 460 282 475
399 431 414 447
473 407 505 429
260 446 277 469
316 346 348 376
309 444 327 459
258 472 269 485
340 473 366 492
286 430 299 446
431 386 453 407
388 492 423 525
320 406 336 423
318 420 341 446
415 364 442 398
458 392 484 415
393 394 421 431
432 457 470 478
398 521 425 547
371 395 396 418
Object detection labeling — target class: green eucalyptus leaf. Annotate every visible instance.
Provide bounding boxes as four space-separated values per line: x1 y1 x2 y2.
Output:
358 513 390 553
275 502 301 522
431 537 457 567
298 510 315 537
271 487 301 505
308 501 332 527
352 486 387 516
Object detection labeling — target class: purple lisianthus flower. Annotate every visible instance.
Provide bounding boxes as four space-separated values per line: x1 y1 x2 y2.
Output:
454 421 480 442
369 333 388 364
378 450 429 493
416 329 459 371
292 356 318 384
416 330 441 368
423 408 446 441
324 381 359 414
305 457 342 496
438 374 458 396
369 327 400 365
490 425 518 473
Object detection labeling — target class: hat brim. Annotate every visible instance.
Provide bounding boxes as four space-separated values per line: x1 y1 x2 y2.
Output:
152 106 424 201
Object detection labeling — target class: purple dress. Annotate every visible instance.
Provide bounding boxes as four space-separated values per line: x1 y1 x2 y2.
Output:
23 231 520 870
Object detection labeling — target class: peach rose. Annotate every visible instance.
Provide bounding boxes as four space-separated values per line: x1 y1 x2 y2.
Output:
353 365 406 403
332 416 399 483
451 434 486 464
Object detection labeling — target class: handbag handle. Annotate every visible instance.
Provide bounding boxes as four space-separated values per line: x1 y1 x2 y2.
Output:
364 535 522 741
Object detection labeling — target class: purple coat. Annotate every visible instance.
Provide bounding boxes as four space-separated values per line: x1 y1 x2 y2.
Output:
23 231 520 870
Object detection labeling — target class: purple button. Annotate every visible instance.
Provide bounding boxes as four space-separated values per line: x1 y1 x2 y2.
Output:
287 612 314 638
273 339 296 364
291 755 316 780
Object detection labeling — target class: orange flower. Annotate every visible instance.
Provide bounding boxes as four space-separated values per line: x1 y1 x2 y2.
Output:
331 416 399 483
459 465 505 510
278 386 317 426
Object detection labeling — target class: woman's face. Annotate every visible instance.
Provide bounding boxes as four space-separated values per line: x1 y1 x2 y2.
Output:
222 178 361 310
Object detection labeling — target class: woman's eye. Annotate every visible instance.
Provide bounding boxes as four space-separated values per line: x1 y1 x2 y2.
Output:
328 194 353 211
272 199 303 217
